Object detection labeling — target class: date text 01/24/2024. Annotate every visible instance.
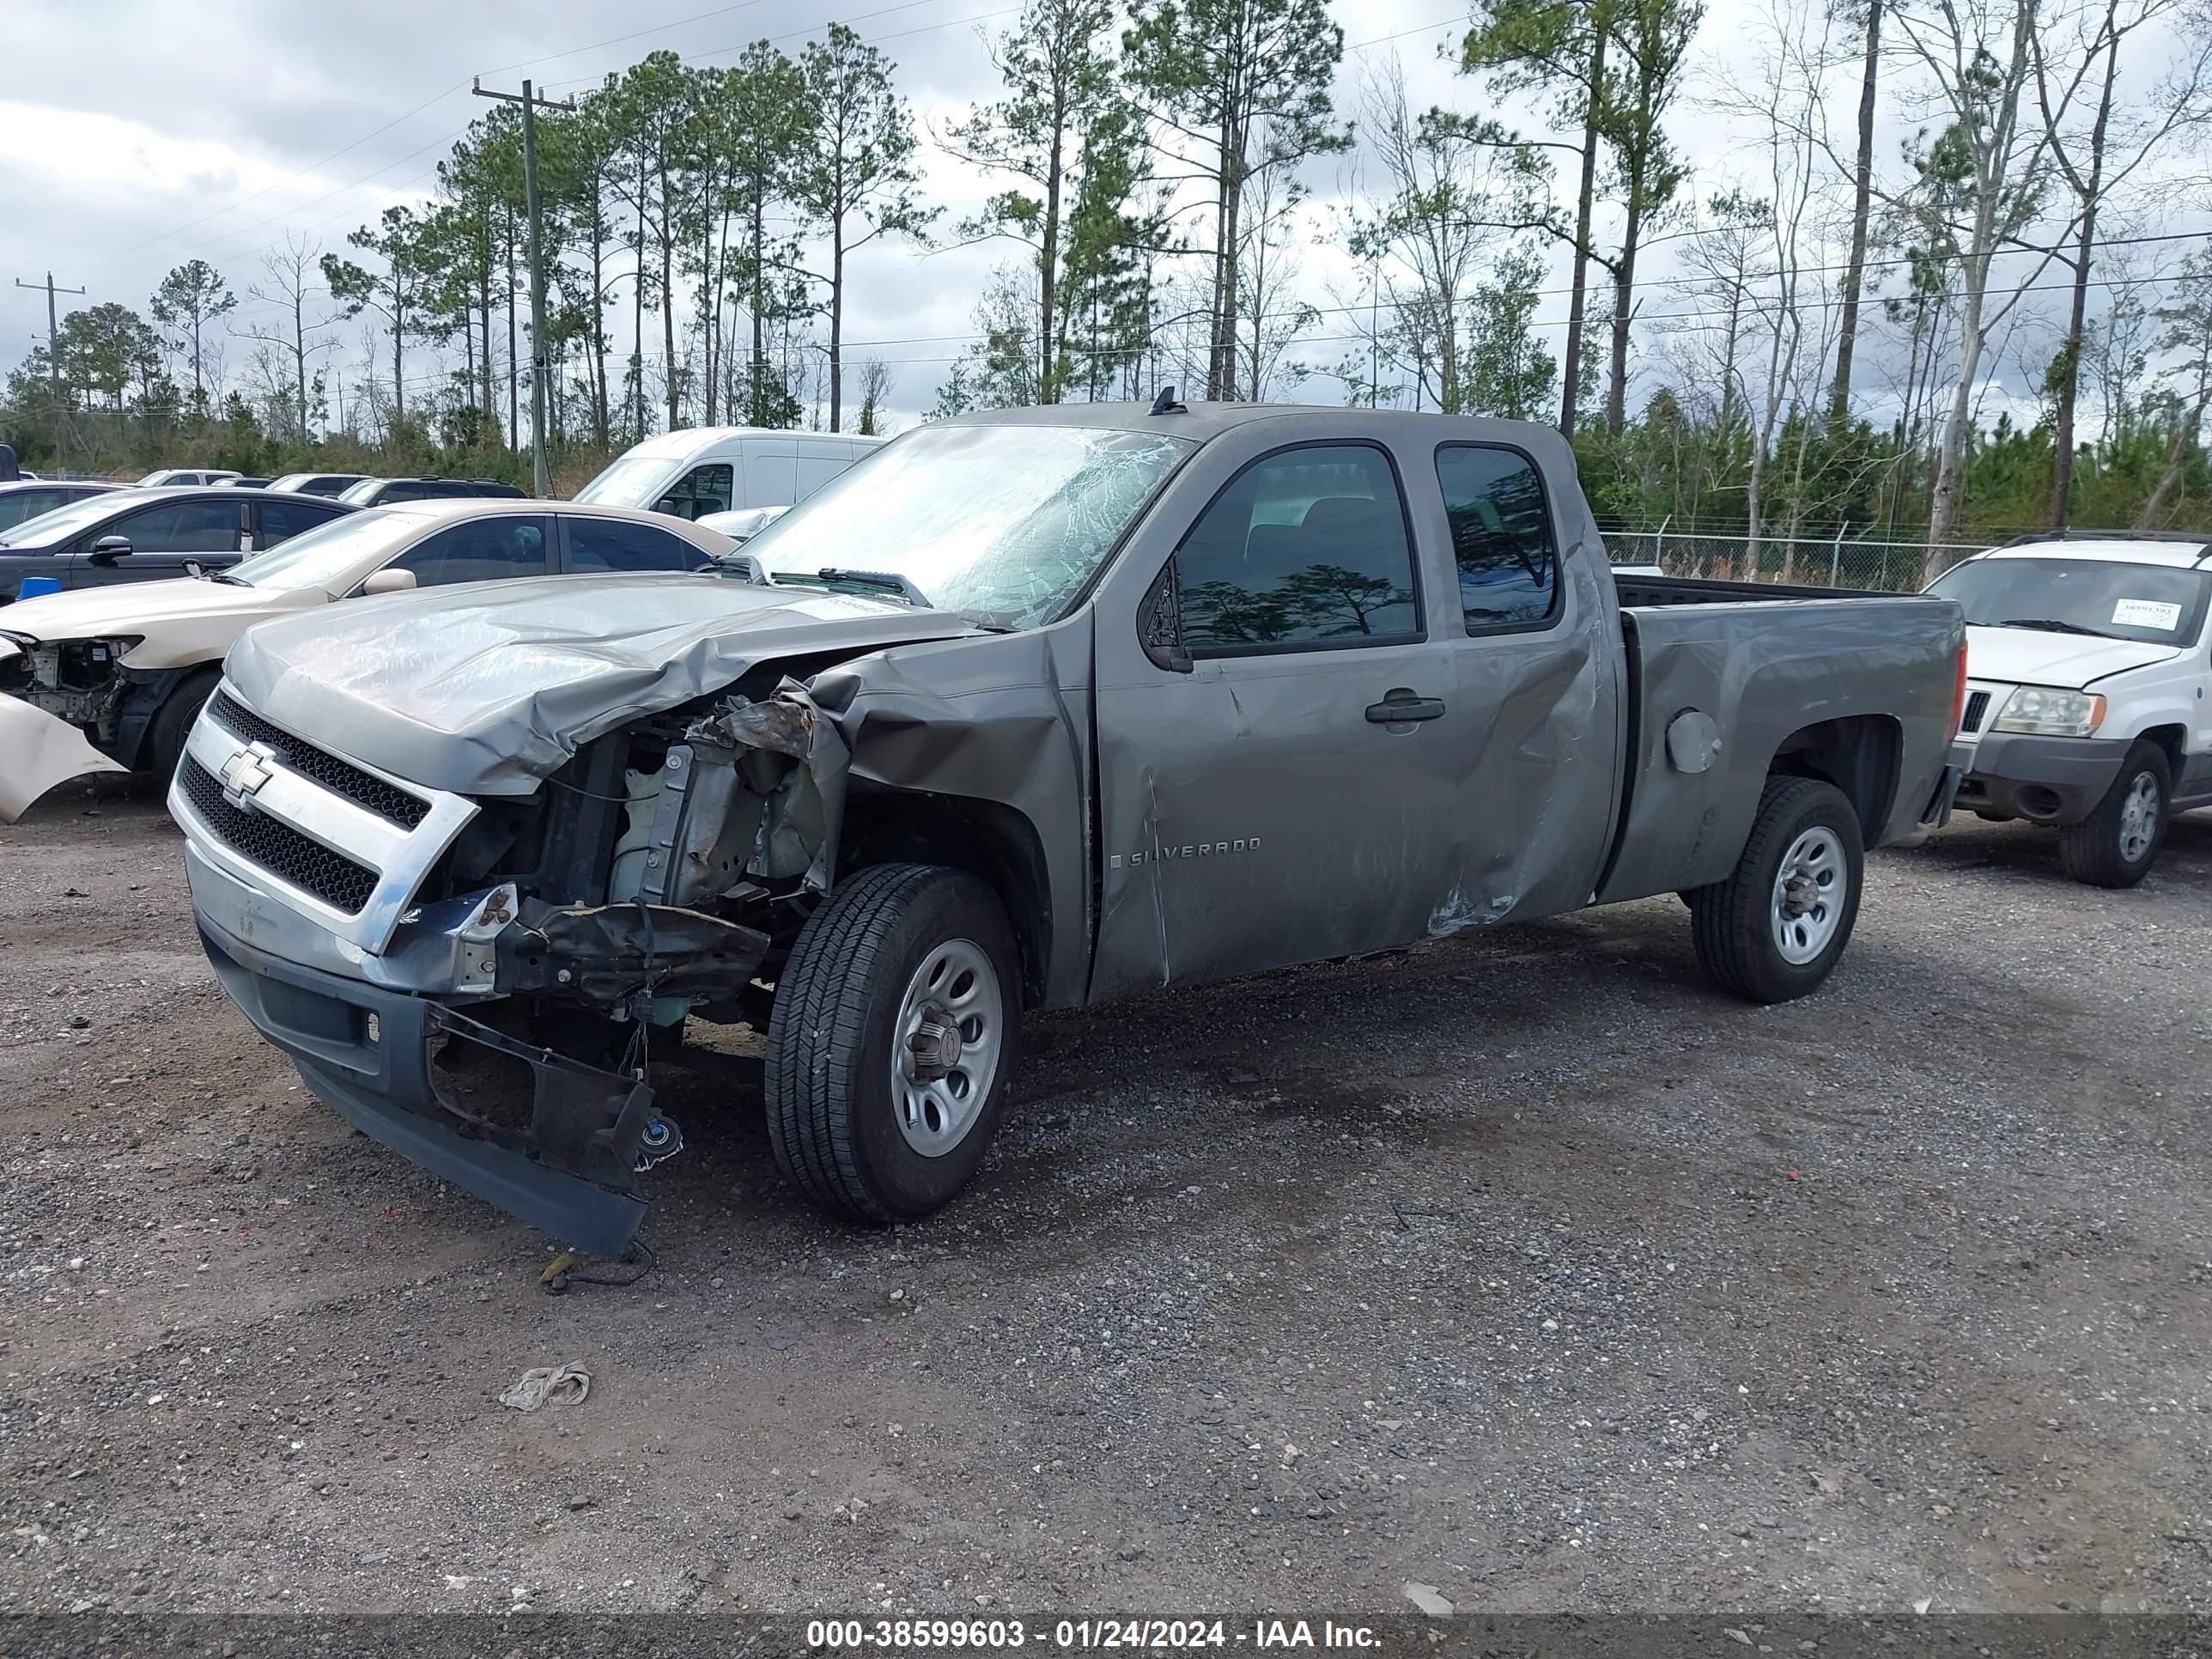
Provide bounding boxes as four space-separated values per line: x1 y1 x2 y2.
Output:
805 1620 1383 1650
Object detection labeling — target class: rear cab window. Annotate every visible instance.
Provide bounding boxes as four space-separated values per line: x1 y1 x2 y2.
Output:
1435 445 1559 634
1173 444 1422 654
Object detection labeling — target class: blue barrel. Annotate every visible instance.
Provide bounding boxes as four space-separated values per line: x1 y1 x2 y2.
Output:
14 575 61 600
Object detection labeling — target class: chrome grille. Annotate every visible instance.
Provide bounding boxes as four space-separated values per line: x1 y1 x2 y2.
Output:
179 757 378 915
209 691 429 829
1960 690 1990 733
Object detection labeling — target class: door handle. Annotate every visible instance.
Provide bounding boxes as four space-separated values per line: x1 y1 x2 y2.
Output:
1366 693 1447 724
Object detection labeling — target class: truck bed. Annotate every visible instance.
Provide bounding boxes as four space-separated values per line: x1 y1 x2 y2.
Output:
1594 576 1964 906
1613 573 1890 609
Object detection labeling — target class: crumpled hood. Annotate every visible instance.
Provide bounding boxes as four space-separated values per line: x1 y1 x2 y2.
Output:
223 571 988 796
0 575 308 649
1965 623 2180 687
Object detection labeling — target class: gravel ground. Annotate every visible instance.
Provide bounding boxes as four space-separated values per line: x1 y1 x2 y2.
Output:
1 778 2208 1618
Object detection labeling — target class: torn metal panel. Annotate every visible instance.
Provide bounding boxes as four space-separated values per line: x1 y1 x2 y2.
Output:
222 573 988 797
807 625 1096 1006
0 694 128 821
424 1002 665 1256
495 897 771 1004
681 682 851 893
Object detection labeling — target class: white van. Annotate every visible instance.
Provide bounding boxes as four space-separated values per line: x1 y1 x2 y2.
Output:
1929 532 2212 886
572 427 884 520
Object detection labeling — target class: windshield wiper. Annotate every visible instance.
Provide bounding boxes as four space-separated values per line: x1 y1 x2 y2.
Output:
810 567 934 607
1990 617 2118 639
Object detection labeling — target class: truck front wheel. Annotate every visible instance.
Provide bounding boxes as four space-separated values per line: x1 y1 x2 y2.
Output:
1690 776 1865 1004
766 863 1022 1223
2057 740 2169 889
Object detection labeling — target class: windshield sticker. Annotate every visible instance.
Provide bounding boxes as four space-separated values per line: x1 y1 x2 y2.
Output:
2112 598 2183 630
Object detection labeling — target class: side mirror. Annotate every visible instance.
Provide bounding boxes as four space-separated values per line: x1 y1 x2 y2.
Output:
654 496 683 517
88 534 133 566
362 568 418 597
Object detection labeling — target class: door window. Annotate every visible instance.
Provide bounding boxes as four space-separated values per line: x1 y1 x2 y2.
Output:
0 489 59 531
658 463 733 520
1175 445 1420 653
387 515 552 587
254 497 341 547
563 515 703 574
1436 446 1559 633
106 499 243 552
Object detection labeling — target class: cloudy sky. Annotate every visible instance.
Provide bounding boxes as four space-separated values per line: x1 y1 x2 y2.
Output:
2 0 2198 431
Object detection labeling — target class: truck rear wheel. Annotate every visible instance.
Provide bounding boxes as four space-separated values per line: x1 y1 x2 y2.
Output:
1690 776 1864 1004
2057 740 2168 889
766 862 1021 1224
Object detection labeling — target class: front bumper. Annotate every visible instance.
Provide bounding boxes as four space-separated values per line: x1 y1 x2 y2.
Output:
0 692 127 820
187 839 696 1257
1953 732 2131 825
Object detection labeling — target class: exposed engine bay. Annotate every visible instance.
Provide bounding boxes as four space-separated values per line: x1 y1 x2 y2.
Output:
385 678 854 1236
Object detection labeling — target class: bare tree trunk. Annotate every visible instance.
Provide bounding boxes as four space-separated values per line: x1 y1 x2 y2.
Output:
829 220 846 431
661 185 679 431
1829 0 1881 427
2135 392 2204 526
2051 30 2119 529
1605 204 1642 434
506 215 519 453
1560 21 1608 436
1208 120 1245 402
1040 106 1066 403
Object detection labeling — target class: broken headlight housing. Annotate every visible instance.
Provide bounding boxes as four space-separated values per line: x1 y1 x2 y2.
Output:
1991 685 2106 738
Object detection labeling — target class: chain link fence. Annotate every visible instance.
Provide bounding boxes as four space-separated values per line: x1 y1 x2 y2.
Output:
1600 528 1990 592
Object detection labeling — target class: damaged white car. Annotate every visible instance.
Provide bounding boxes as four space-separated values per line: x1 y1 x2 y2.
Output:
0 500 737 821
173 405 1968 1256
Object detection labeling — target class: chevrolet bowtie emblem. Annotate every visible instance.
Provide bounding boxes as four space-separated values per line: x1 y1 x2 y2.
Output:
217 741 280 811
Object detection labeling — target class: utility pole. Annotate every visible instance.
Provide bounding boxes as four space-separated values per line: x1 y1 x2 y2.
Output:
474 77 574 498
15 271 87 428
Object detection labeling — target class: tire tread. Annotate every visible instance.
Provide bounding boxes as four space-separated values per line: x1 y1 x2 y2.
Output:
767 863 957 1223
2056 740 2169 888
1690 775 1861 1004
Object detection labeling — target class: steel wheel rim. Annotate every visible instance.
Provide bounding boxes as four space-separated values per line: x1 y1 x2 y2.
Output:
2118 771 2160 864
891 937 1003 1158
1771 826 1847 965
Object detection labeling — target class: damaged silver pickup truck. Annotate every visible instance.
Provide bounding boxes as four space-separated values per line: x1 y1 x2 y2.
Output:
174 404 1967 1255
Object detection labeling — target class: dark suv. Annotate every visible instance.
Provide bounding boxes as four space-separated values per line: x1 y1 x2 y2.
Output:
0 487 353 601
338 477 527 508
0 479 118 533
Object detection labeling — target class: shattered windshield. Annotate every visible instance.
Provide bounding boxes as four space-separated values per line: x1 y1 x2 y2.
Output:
740 422 1195 629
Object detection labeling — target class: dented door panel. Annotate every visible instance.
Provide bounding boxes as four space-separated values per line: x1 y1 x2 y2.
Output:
1436 553 1621 928
1091 639 1461 993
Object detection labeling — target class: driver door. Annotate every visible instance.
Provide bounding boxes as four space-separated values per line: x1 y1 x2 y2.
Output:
76 498 248 586
1091 441 1461 990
